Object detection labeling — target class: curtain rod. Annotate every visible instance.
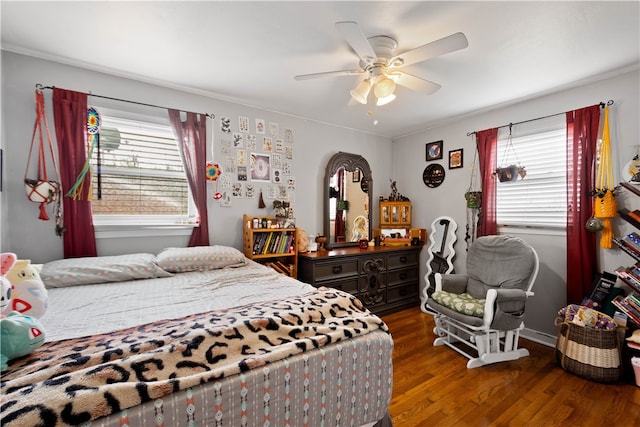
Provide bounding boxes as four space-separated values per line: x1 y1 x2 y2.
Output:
35 83 215 119
466 99 614 136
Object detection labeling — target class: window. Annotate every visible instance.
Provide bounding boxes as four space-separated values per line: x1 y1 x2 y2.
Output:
496 115 566 228
89 111 194 230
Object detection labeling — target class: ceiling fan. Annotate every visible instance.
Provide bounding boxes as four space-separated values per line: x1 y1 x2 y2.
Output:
295 21 468 106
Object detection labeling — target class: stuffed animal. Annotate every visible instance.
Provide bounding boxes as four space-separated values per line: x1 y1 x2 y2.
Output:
297 228 310 253
0 253 18 317
6 259 48 318
0 311 46 371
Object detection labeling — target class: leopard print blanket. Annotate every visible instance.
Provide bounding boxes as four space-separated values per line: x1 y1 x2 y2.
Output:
0 288 388 427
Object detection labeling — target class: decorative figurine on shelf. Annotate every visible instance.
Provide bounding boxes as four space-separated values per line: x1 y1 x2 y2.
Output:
315 235 327 251
273 200 291 218
387 180 411 202
390 180 399 201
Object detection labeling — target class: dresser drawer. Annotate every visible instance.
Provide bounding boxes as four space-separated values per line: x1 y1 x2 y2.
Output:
387 251 418 269
387 267 418 287
387 282 418 303
317 277 360 294
312 259 359 281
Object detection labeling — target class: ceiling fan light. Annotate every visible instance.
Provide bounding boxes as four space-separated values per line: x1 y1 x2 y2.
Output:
376 93 396 106
374 77 396 98
350 79 371 104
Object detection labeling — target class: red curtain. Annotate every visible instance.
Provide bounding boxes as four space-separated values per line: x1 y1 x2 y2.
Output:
476 128 499 236
566 105 600 304
168 110 210 247
52 88 97 258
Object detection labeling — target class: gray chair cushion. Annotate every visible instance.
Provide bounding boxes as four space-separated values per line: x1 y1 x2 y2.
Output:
466 235 537 299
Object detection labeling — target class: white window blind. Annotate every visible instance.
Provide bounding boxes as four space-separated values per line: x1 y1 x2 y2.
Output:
90 114 192 224
496 115 567 228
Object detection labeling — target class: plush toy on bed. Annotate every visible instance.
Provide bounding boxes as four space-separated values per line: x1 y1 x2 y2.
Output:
1 253 17 317
0 311 46 371
5 259 48 318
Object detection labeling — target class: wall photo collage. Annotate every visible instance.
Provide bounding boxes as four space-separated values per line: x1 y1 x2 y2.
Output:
215 115 295 211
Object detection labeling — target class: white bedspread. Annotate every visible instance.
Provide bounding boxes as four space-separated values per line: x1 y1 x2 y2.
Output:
39 260 314 341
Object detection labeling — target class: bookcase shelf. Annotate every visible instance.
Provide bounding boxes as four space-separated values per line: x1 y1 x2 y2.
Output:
243 214 298 278
613 183 640 327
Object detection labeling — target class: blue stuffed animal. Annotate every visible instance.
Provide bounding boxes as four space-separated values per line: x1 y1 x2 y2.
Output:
1 311 46 371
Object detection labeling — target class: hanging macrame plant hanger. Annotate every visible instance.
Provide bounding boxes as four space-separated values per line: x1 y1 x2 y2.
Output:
465 134 482 250
495 124 526 183
593 106 617 249
24 89 61 223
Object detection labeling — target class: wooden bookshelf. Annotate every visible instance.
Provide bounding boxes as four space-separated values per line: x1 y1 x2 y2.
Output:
614 182 640 326
243 214 298 278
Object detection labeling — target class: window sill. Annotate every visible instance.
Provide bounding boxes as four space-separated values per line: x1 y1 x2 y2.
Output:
94 223 198 239
497 224 565 236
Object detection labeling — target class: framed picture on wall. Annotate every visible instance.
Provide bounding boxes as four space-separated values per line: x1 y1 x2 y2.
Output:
449 149 463 169
352 168 361 182
426 140 443 161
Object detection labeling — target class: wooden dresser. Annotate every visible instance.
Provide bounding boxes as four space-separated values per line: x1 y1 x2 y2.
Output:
298 245 422 316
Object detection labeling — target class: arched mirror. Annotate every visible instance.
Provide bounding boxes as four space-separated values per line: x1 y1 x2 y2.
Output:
323 152 372 249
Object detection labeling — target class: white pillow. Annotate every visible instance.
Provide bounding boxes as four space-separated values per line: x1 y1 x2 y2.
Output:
41 253 173 288
155 245 247 273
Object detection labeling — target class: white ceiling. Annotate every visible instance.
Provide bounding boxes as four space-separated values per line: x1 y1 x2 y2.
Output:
2 1 639 139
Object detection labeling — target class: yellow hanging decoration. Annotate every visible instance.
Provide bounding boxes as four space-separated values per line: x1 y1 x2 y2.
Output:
594 107 617 248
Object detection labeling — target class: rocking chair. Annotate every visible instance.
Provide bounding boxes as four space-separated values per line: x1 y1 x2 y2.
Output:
425 235 539 368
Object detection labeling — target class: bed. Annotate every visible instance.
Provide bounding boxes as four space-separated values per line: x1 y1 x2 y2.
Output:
0 246 394 427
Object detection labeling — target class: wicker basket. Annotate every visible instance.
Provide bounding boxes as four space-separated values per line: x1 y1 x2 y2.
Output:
555 318 622 383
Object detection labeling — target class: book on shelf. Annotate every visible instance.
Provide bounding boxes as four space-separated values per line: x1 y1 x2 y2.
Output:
627 292 640 310
614 237 640 257
628 210 640 223
266 260 292 276
254 233 267 254
263 233 275 254
582 272 617 310
274 260 292 275
613 266 640 294
611 295 640 325
623 233 640 252
267 233 279 254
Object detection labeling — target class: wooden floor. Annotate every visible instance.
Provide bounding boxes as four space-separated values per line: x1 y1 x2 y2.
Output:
382 307 640 427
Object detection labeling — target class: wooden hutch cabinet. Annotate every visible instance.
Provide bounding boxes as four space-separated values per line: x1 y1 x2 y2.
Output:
379 200 411 229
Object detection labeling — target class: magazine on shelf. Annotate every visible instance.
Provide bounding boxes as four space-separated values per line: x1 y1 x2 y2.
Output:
582 272 617 310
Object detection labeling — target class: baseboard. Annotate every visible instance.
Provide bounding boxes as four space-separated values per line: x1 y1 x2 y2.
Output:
521 328 556 348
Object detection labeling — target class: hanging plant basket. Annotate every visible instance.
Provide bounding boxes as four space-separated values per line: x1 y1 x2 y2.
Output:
465 191 482 209
494 165 526 183
494 124 526 183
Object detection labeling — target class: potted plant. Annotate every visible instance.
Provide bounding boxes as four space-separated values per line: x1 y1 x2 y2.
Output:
494 124 526 183
494 165 526 182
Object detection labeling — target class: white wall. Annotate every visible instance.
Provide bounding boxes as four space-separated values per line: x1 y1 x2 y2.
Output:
393 69 640 337
0 51 392 262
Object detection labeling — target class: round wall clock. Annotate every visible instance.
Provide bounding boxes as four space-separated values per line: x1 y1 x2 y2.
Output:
423 164 445 188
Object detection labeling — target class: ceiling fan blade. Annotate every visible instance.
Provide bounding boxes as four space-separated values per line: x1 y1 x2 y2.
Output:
390 32 468 68
394 72 441 95
294 69 365 81
335 21 377 65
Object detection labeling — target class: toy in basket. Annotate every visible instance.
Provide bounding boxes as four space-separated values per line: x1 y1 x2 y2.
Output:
555 304 622 383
